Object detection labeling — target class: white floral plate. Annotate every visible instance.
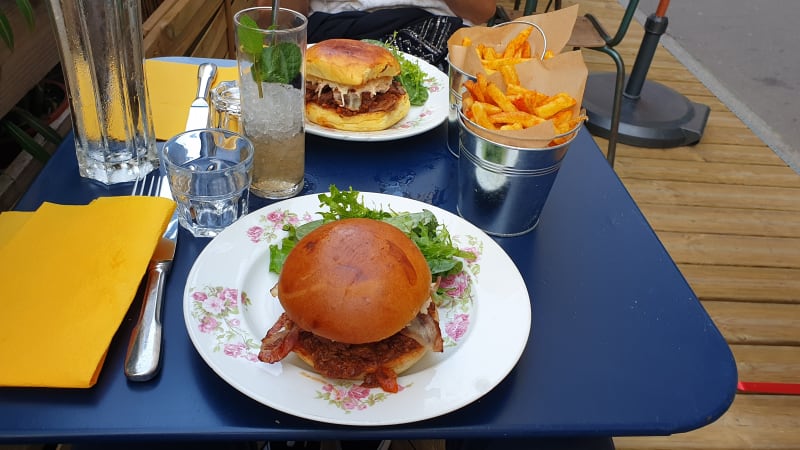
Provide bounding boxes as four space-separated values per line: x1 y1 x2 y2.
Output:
183 192 531 426
304 53 449 142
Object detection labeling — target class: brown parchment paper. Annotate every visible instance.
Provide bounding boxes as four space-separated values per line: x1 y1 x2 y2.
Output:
447 5 588 148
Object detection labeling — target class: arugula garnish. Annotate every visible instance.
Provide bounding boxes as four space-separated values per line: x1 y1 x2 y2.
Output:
363 39 430 106
268 185 473 281
237 15 302 97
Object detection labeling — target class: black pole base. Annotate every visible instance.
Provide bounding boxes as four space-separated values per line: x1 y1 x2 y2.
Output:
583 72 710 148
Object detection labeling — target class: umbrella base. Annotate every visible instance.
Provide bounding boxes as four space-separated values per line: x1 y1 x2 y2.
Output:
583 72 710 148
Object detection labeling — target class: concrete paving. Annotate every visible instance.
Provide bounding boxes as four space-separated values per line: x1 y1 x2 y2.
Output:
631 0 799 172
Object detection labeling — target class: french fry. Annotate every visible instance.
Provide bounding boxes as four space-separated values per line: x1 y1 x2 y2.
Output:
461 95 475 115
463 79 485 103
521 41 532 59
499 64 520 87
486 83 518 113
470 101 496 130
481 102 503 115
480 57 528 71
543 49 555 60
534 93 577 119
461 37 472 47
502 26 533 58
500 123 524 131
489 111 545 128
551 109 574 134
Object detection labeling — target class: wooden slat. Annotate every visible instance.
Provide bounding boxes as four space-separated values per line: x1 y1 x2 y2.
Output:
658 231 800 269
703 301 800 346
733 345 800 384
0 0 60 119
616 158 800 188
143 0 223 57
623 178 800 212
679 264 800 304
189 4 229 58
638 204 800 238
614 395 800 450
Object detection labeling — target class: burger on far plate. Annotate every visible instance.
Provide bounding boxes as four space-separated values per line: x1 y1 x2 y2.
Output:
258 218 443 393
305 39 412 132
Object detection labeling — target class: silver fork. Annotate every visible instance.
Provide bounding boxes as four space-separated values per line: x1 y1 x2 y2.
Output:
125 171 179 381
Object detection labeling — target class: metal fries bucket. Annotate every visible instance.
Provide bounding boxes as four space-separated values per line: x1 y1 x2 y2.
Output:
457 112 581 236
447 59 475 157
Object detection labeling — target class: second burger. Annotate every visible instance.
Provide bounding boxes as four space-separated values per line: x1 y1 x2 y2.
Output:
305 39 411 132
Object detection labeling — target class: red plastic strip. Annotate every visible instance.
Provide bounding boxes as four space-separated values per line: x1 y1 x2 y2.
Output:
737 381 800 395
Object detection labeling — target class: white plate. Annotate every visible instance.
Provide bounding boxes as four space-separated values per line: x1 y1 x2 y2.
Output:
183 193 531 426
304 53 449 141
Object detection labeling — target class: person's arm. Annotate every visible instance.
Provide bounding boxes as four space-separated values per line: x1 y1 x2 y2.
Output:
444 0 496 25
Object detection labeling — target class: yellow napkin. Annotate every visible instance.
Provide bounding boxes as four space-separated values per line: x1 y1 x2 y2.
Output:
0 196 175 388
145 59 239 140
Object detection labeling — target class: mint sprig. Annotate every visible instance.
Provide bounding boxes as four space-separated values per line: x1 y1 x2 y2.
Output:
237 15 302 98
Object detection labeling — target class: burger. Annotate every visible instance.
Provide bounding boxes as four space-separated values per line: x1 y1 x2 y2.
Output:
304 39 411 132
258 218 443 393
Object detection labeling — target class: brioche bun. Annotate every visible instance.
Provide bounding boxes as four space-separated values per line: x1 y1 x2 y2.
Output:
306 39 401 86
277 218 432 344
305 93 410 132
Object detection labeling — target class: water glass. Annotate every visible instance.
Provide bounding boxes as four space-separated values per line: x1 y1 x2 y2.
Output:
234 7 307 199
162 129 254 238
210 81 242 133
45 0 159 184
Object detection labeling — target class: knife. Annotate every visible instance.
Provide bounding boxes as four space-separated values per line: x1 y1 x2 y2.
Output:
124 173 179 381
185 62 218 130
124 63 217 381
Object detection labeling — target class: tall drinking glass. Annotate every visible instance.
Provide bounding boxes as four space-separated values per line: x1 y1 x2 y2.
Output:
45 0 158 184
234 7 306 199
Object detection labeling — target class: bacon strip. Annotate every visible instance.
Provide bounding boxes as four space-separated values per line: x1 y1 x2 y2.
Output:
258 313 300 363
362 366 400 393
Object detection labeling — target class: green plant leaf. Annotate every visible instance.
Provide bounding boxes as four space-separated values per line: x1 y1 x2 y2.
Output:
16 0 36 29
11 106 62 145
0 13 14 49
1 120 51 163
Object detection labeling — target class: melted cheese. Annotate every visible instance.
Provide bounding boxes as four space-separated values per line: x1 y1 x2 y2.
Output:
308 75 394 111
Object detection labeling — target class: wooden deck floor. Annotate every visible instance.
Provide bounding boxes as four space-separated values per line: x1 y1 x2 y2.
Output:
496 0 800 449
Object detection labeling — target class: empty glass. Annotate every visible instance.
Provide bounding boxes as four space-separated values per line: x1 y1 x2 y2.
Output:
210 81 241 133
162 129 254 237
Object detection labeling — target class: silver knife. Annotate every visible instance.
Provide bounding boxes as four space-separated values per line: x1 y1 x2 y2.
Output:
185 62 218 130
125 63 217 381
124 182 178 381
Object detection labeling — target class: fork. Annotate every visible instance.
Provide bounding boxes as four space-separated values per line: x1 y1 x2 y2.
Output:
124 171 179 381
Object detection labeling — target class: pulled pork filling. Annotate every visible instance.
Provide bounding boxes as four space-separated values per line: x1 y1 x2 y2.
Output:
258 301 443 393
305 78 406 116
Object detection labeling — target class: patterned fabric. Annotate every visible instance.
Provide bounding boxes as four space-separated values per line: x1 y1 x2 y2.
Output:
384 15 463 72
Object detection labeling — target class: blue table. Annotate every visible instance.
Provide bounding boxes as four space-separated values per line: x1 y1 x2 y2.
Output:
1 123 736 446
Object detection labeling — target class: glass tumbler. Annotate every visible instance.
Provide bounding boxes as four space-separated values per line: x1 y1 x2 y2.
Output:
210 81 241 133
162 129 254 238
234 7 307 199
